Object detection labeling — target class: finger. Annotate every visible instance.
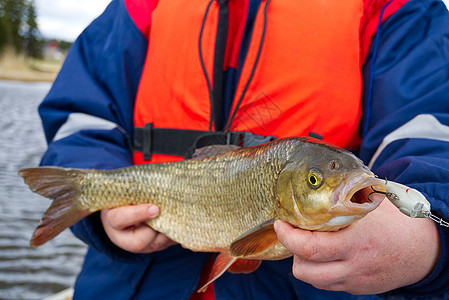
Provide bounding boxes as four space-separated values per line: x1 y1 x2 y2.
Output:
274 220 351 262
146 232 177 252
119 224 159 253
119 225 176 253
104 204 160 229
291 258 351 292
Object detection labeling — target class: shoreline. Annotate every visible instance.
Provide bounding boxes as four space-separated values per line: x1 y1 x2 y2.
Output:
0 72 57 83
0 51 61 83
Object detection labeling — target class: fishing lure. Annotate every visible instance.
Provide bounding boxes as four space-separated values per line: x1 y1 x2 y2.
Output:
371 180 449 227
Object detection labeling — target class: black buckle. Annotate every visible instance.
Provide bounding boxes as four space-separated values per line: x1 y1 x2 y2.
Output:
142 123 153 161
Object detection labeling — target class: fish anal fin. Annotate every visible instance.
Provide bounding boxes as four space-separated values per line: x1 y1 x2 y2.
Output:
229 218 278 257
197 253 237 293
227 259 261 274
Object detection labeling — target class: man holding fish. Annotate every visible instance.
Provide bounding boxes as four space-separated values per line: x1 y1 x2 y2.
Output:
23 0 449 299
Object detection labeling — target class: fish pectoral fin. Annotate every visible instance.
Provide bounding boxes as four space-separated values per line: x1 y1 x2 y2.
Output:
227 258 261 274
229 218 278 257
197 253 237 293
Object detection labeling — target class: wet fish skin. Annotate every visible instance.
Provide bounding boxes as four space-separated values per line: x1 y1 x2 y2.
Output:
19 137 384 249
73 138 295 252
18 137 385 291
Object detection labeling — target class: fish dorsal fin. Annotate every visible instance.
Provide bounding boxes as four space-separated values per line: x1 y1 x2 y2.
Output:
198 253 237 292
190 145 240 160
229 219 278 257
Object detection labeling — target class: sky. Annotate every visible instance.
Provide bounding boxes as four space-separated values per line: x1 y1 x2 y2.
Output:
35 0 112 41
34 0 449 42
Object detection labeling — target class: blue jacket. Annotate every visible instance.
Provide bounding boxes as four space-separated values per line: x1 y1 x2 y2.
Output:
38 0 449 299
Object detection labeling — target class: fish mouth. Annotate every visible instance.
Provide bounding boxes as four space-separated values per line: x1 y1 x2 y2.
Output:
332 173 386 214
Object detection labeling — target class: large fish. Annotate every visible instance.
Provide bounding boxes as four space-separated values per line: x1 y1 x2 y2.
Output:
19 137 385 291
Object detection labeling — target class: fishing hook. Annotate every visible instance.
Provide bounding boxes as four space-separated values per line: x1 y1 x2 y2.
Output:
367 178 393 203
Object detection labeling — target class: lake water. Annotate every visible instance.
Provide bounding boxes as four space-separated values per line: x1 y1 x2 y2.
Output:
0 80 87 300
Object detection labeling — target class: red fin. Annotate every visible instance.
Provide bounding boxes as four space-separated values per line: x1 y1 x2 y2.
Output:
228 259 261 274
229 218 278 257
18 167 92 247
197 253 237 293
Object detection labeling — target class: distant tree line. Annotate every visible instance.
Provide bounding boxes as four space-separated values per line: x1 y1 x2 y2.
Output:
0 0 41 57
0 0 72 59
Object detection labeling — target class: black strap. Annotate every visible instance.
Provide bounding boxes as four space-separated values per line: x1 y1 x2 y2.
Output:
212 0 229 130
134 123 277 161
134 124 360 159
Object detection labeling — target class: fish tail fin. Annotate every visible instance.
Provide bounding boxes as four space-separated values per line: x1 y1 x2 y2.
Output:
18 167 92 247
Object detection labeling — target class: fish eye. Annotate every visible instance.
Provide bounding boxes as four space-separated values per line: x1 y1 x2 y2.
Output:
307 170 322 189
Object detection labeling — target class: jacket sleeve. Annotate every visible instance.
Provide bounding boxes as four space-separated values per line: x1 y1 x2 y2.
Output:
359 0 449 298
38 0 149 262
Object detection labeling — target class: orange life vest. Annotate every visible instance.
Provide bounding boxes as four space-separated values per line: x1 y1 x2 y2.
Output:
132 0 401 165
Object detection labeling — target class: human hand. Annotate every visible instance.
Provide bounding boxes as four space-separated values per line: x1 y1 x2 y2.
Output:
101 204 176 253
274 199 441 295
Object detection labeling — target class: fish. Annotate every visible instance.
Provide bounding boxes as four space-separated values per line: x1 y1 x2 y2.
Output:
18 137 386 292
